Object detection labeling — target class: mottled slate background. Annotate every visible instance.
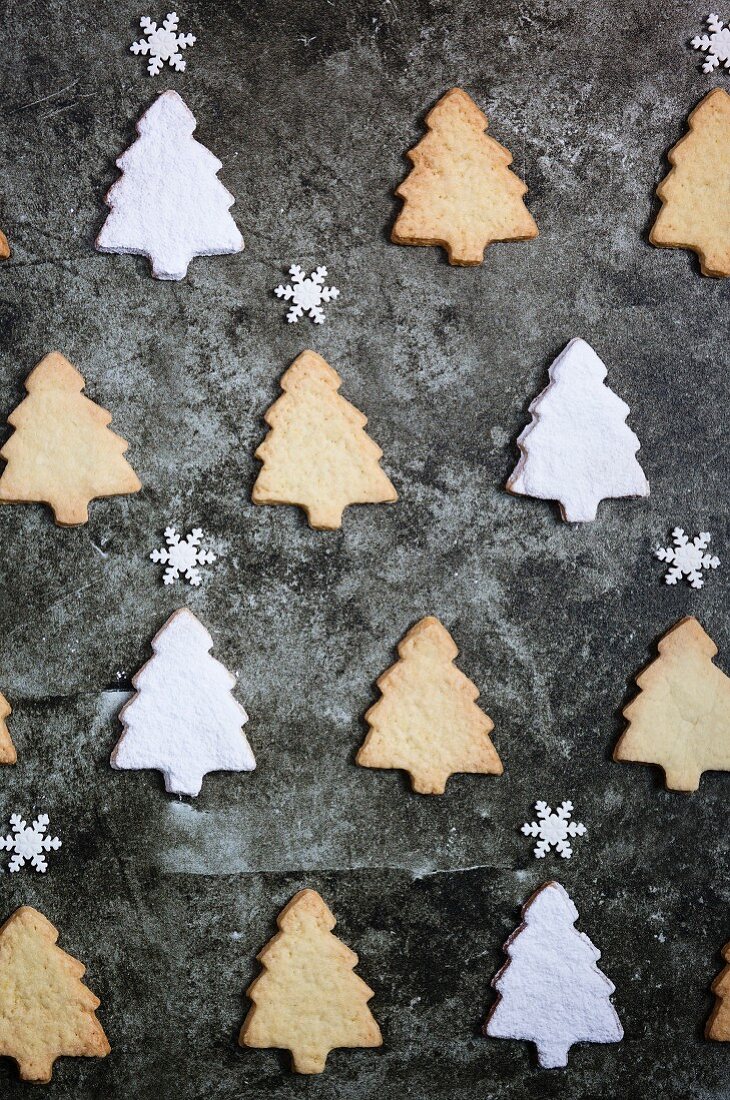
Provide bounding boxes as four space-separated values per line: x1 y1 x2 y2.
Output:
0 0 728 1096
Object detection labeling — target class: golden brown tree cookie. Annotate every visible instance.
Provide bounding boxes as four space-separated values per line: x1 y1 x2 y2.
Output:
0 692 16 764
391 87 538 265
0 906 110 1083
356 616 503 794
614 617 730 792
252 350 397 529
240 889 382 1073
0 230 9 259
708 942 730 1040
650 88 730 276
0 352 141 526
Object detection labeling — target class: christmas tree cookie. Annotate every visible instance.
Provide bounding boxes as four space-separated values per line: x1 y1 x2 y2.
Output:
708 941 730 1040
111 608 255 797
391 87 538 265
0 352 141 526
614 617 730 792
651 89 730 277
240 889 382 1073
356 616 503 794
96 90 243 280
0 230 9 259
507 338 649 522
485 881 623 1067
0 906 109 1082
252 351 397 529
0 692 15 764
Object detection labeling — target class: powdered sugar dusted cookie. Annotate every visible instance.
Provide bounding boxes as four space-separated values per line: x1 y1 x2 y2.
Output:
0 352 141 526
356 616 503 794
485 881 623 1068
0 906 110 1082
240 889 382 1073
507 338 649 522
96 90 243 280
252 350 397 529
392 88 538 265
111 608 255 797
651 89 730 277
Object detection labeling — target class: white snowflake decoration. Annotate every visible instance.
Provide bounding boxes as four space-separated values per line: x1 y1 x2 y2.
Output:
0 814 61 873
655 527 720 589
150 526 216 586
521 801 586 859
274 265 340 324
131 12 196 76
692 14 730 72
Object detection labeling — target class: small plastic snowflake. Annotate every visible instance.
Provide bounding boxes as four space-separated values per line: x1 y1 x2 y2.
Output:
131 11 196 76
274 265 340 324
0 814 62 873
692 14 730 72
150 527 216 586
521 801 586 860
655 528 720 589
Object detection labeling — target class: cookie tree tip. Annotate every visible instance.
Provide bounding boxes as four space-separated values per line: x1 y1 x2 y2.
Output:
485 881 623 1067
392 87 538 265
0 906 109 1082
614 616 730 792
357 616 503 794
96 90 244 280
240 889 382 1073
0 352 141 526
252 350 397 529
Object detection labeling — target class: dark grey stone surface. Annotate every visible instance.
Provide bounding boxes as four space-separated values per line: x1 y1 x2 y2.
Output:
0 0 728 1095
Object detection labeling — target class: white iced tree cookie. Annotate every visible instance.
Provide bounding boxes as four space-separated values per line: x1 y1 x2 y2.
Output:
111 608 255 796
507 338 649 522
485 881 623 1068
96 90 243 281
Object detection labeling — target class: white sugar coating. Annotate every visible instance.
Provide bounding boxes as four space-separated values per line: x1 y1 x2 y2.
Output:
96 90 244 281
486 881 623 1068
111 608 255 797
507 338 649 523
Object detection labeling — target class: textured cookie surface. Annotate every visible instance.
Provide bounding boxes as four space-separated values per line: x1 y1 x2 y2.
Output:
0 352 141 526
392 87 538 265
357 615 503 794
614 616 730 791
0 906 110 1083
0 230 9 259
240 888 382 1073
252 350 397 529
651 88 730 276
